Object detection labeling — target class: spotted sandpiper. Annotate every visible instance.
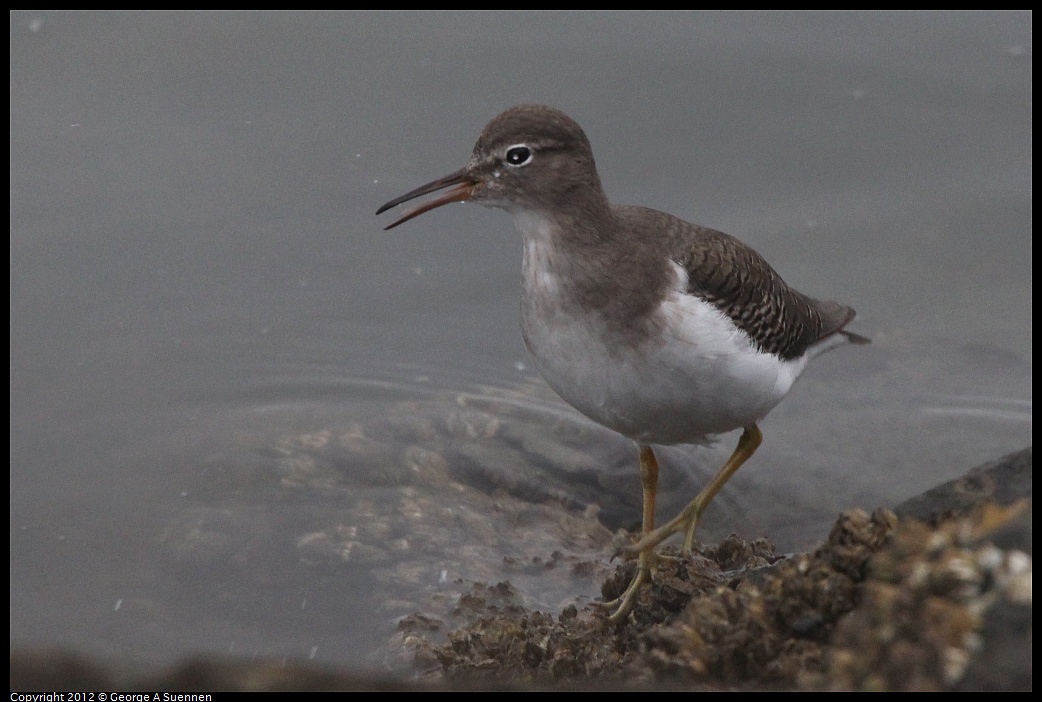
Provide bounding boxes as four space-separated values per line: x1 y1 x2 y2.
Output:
376 105 866 623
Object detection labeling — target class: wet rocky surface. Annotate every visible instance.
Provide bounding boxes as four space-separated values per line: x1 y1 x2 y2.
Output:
394 493 1030 690
11 446 1030 690
160 384 627 625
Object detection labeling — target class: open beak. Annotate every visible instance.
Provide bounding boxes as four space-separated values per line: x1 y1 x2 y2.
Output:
375 168 477 230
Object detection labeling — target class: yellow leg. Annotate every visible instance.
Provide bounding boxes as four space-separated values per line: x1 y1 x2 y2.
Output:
639 444 658 536
630 425 762 557
605 444 659 623
605 426 763 623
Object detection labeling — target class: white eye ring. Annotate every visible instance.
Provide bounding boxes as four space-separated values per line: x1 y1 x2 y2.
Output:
504 144 533 167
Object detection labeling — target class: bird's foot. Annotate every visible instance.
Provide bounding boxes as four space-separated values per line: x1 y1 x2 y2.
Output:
603 519 700 623
616 506 703 563
603 547 657 624
603 500 706 622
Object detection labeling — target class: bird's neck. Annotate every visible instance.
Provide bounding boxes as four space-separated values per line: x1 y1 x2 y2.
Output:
513 203 670 332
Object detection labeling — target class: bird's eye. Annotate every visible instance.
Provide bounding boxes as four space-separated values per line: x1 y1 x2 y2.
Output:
505 145 533 166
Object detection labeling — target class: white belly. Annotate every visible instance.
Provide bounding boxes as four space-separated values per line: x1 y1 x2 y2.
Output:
523 290 806 445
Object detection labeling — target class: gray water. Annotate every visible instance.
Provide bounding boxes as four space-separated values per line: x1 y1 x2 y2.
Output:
10 11 1031 670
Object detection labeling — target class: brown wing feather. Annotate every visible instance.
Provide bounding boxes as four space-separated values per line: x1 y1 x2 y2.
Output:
620 207 860 360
